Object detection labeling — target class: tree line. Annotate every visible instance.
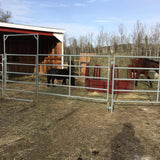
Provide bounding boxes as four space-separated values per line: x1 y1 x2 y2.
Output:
64 21 160 57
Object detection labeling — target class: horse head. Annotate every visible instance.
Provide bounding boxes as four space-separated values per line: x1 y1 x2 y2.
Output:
153 61 159 74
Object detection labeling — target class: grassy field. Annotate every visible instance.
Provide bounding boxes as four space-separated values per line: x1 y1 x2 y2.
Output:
0 54 160 160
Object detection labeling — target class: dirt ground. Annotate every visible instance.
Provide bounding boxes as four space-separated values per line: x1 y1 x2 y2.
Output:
0 59 160 160
0 85 160 160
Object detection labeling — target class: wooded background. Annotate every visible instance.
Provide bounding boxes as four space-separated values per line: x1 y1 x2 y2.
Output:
64 21 160 57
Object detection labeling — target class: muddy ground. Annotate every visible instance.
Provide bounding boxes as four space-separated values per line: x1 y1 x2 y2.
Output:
0 84 160 160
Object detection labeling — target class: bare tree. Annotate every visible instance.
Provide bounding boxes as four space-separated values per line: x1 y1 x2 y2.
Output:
118 24 127 52
132 20 146 56
103 32 111 53
0 8 11 22
110 32 119 54
125 34 132 54
78 36 85 53
63 34 68 54
86 32 94 53
96 27 105 53
68 37 78 56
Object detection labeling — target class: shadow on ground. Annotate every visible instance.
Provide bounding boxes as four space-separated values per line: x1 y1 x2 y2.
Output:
110 122 144 160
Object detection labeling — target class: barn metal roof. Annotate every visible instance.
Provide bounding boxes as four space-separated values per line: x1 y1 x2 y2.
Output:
0 22 65 36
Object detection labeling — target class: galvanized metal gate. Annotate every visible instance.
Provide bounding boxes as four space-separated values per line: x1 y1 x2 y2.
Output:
1 34 39 102
108 55 160 113
1 34 110 103
37 54 110 102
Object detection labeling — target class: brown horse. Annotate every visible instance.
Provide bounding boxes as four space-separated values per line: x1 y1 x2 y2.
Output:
131 58 159 88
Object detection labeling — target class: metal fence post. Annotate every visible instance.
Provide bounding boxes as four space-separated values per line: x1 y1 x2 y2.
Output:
107 56 110 102
34 34 39 104
2 54 4 97
69 55 71 96
3 35 8 98
110 60 115 113
156 58 160 102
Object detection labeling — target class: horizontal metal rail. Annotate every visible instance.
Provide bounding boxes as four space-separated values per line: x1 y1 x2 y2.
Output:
7 71 35 76
6 54 36 57
39 73 108 80
4 33 38 37
6 88 35 94
115 55 160 59
7 62 36 66
114 78 159 82
113 89 159 93
38 54 110 58
113 100 160 104
71 74 108 80
7 80 35 85
38 63 108 69
71 85 108 91
39 82 108 91
38 91 108 102
6 97 33 102
115 66 159 70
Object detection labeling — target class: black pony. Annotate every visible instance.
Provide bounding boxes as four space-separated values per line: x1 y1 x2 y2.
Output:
47 68 75 87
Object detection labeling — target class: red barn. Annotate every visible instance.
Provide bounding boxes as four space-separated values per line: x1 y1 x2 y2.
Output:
0 22 64 74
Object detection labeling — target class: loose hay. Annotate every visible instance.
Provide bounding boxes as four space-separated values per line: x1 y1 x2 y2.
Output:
88 91 99 96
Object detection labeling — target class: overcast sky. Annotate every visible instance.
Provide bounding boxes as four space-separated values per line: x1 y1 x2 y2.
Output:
1 0 160 37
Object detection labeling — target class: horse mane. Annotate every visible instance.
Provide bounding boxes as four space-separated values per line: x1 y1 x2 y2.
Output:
145 58 159 64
